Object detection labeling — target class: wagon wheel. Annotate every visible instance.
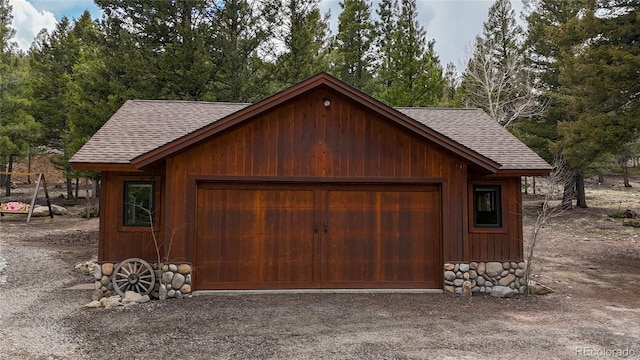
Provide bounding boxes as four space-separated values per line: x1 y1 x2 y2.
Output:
112 258 156 297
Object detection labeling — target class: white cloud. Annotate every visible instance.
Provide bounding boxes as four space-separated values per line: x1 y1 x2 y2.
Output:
9 0 57 51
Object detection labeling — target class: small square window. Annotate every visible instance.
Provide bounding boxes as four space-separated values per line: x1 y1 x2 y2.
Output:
123 181 154 226
473 185 501 228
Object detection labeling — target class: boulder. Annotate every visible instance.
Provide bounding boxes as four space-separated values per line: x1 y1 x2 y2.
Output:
459 263 470 272
100 296 122 309
122 291 143 304
161 271 174 284
93 264 102 280
168 264 178 272
462 281 472 297
443 263 455 271
101 263 114 277
528 280 555 295
498 274 516 286
476 262 486 276
443 285 455 294
453 279 464 287
171 273 185 289
31 204 67 217
490 286 518 298
485 262 503 277
178 264 191 275
85 300 102 308
180 284 191 294
444 271 456 281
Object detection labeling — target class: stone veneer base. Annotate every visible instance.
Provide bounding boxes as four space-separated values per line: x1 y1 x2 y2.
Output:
93 261 192 300
443 261 526 296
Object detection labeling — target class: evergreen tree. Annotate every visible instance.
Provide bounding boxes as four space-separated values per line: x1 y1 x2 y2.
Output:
96 0 217 100
276 0 332 86
555 0 640 190
29 12 103 198
373 0 443 107
0 0 41 195
333 0 375 92
441 62 460 107
208 0 280 102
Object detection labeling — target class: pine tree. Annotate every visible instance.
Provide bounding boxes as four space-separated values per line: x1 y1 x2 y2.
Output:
0 0 41 195
208 0 280 102
333 0 376 92
373 0 443 107
276 0 332 86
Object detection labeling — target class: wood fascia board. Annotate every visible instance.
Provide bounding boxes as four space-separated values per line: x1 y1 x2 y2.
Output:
493 169 553 177
70 162 141 172
132 73 500 173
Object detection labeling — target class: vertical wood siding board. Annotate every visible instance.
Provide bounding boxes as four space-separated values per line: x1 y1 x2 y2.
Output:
282 107 293 177
517 178 524 260
315 94 325 177
461 164 469 261
98 171 108 260
364 115 372 177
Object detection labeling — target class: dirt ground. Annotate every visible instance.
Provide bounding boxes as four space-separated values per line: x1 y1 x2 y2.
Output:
0 175 639 359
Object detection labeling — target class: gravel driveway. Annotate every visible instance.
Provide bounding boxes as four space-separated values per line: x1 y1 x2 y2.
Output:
1 201 640 359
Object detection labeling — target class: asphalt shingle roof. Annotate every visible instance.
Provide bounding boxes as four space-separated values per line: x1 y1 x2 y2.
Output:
70 100 249 164
396 107 551 170
70 100 550 171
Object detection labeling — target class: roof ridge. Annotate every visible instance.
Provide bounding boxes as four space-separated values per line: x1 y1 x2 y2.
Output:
394 107 480 110
129 99 252 106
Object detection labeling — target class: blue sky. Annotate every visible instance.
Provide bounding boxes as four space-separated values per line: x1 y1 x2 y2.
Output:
8 0 524 70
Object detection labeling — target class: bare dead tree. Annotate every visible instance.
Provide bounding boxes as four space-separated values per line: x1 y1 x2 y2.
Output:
461 43 549 127
524 157 573 295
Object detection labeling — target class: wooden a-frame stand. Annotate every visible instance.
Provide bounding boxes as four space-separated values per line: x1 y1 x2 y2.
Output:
0 172 53 223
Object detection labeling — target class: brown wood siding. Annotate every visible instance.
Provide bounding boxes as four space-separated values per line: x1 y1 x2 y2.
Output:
467 177 523 261
98 170 165 262
164 88 467 265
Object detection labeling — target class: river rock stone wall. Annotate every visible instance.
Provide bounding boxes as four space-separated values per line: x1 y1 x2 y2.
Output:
443 261 526 297
92 261 192 301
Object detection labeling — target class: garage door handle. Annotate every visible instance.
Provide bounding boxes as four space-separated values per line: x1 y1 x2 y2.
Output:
323 222 328 233
314 221 318 233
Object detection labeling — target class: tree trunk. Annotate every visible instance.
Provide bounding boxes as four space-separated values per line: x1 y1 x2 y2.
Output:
66 177 73 199
94 179 100 199
622 163 631 187
533 176 536 195
575 171 587 208
523 176 528 195
598 174 604 183
561 173 575 210
27 153 32 184
75 177 79 199
5 155 14 197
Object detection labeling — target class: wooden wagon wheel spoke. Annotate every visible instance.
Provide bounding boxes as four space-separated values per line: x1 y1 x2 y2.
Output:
111 258 156 297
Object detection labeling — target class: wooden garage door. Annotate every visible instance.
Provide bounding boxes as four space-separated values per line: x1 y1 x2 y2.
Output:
194 183 441 290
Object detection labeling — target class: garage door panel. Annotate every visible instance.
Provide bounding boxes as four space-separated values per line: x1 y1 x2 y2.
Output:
195 187 316 288
323 187 440 285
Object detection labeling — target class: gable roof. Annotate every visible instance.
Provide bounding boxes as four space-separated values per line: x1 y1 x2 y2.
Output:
70 73 551 174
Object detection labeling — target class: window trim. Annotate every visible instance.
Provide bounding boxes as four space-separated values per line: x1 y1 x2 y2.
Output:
118 176 160 231
469 183 505 232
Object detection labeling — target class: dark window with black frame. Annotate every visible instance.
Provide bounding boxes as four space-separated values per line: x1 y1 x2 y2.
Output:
123 181 154 226
473 185 501 228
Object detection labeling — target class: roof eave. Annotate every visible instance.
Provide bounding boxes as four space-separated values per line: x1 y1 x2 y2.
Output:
70 162 141 173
